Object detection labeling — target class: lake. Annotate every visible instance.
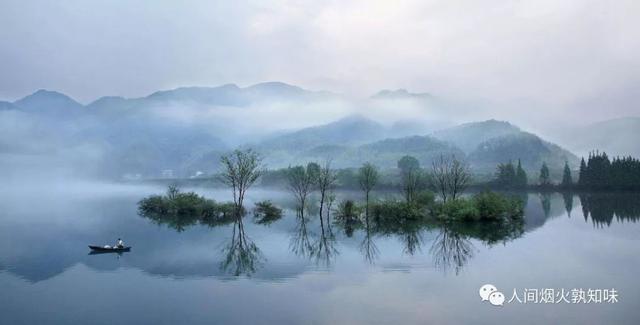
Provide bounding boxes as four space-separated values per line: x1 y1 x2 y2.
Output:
1 183 639 324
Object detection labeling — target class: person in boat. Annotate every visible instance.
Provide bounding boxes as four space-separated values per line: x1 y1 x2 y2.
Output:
116 238 124 248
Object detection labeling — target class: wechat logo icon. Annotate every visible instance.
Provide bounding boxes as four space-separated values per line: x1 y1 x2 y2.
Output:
479 284 505 307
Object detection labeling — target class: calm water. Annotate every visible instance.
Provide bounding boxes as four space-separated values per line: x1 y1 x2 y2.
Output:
1 183 639 324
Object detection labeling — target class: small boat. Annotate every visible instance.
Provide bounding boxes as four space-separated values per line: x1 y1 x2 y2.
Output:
88 245 131 253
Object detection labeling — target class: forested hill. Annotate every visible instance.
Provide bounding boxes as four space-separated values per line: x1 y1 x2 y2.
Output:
254 118 578 173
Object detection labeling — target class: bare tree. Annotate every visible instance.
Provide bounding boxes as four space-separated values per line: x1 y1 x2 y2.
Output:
358 162 379 215
432 154 471 202
286 164 316 215
317 160 338 221
219 149 264 212
448 158 472 200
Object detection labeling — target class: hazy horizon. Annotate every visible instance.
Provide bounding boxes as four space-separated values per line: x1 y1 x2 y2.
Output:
2 0 640 127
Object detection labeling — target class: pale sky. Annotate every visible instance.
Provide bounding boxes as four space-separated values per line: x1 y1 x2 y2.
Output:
1 0 639 125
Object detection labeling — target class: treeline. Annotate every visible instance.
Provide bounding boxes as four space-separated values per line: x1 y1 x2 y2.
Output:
489 151 640 191
485 159 558 189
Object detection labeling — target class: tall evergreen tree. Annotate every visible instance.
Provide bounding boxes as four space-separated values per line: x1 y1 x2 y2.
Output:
578 157 587 187
516 159 528 188
561 161 573 188
539 162 551 186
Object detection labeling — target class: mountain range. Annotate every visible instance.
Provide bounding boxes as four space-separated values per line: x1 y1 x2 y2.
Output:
1 82 635 179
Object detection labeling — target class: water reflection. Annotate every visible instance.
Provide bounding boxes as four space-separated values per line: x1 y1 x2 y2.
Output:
7 190 640 284
138 200 264 276
310 215 338 267
429 227 475 275
562 191 574 217
290 211 313 259
359 213 379 264
539 192 552 218
328 200 525 273
579 193 640 227
220 218 264 276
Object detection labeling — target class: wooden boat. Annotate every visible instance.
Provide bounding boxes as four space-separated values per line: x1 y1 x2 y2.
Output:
88 245 131 253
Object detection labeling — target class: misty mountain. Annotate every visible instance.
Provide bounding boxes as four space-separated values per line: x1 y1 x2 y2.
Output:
146 84 248 106
144 81 336 107
432 120 522 153
258 115 386 150
552 117 640 158
244 81 316 99
2 83 587 180
468 131 578 173
3 82 348 179
14 89 84 116
431 120 577 173
355 136 464 169
260 134 463 169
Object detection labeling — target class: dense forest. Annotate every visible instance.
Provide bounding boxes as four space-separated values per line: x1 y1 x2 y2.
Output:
577 152 640 191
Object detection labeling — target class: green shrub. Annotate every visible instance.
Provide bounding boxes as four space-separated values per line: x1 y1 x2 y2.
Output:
253 200 283 225
138 186 241 230
138 195 170 214
371 199 424 222
414 191 436 209
432 191 524 222
473 191 507 220
435 199 480 221
473 191 524 220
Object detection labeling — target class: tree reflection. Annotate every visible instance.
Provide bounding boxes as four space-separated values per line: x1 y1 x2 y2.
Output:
539 192 551 218
429 227 475 275
310 207 339 267
562 192 574 217
138 192 265 276
400 226 423 256
220 216 264 276
579 193 640 227
290 208 314 259
359 212 379 264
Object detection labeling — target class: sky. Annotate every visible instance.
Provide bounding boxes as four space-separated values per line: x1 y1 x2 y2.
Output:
1 0 639 125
